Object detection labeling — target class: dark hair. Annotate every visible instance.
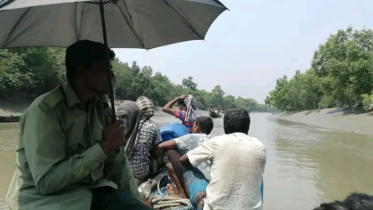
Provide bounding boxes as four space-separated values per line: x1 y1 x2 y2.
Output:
195 116 213 134
223 109 250 134
65 40 115 84
344 193 373 210
314 193 373 210
178 100 186 107
313 203 348 210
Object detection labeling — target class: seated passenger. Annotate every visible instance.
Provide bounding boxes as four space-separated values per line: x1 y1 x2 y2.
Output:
157 116 214 198
180 109 266 210
129 96 162 186
6 40 150 210
162 95 200 133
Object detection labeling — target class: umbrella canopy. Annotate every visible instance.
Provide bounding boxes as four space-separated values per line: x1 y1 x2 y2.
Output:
0 0 227 118
0 0 227 49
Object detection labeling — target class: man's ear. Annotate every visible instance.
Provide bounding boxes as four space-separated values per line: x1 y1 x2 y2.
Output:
196 125 201 132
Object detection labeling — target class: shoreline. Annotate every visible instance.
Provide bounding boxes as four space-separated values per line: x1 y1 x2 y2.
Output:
271 108 373 136
3 103 371 136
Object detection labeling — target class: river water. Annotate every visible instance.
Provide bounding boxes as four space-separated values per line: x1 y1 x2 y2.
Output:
0 111 372 209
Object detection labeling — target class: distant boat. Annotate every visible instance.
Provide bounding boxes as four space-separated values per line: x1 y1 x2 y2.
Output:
209 110 222 118
0 115 20 123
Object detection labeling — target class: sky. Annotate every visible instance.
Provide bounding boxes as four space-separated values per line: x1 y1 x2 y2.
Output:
114 0 373 103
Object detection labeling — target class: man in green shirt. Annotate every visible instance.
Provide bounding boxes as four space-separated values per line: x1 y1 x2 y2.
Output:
6 40 152 210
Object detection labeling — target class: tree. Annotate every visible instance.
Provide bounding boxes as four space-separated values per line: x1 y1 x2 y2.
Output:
182 76 197 91
269 28 373 111
312 27 373 108
223 95 237 110
361 91 373 111
265 95 271 106
0 47 65 103
1 47 271 113
210 85 225 107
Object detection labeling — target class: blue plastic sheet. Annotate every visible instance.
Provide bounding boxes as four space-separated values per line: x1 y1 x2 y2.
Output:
160 123 189 141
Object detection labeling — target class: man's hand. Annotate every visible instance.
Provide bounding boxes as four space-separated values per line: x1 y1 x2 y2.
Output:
163 95 188 115
100 120 126 155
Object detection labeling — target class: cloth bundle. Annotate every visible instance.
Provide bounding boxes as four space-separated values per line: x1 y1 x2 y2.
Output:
116 101 141 157
184 95 200 123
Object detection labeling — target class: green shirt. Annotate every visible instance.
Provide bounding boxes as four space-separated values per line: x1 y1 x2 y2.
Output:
6 82 140 210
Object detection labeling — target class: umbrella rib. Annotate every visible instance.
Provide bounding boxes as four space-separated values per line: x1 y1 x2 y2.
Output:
160 0 204 40
2 7 31 47
78 3 86 40
117 0 146 49
0 0 15 9
211 0 228 10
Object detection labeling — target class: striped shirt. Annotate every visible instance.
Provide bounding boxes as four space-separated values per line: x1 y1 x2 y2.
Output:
129 119 162 179
175 110 194 133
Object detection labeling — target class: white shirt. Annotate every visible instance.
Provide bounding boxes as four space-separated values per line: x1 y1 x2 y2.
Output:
174 133 212 180
187 133 266 210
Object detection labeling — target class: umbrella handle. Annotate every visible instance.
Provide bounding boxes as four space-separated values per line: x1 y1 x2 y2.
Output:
100 1 120 154
99 0 116 120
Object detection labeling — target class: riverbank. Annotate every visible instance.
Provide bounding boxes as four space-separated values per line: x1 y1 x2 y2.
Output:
0 107 23 117
272 108 373 136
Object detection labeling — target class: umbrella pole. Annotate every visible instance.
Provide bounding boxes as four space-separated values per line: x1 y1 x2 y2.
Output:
99 1 116 120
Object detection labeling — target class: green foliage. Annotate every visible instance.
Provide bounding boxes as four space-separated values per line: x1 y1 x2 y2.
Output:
0 47 65 103
182 76 197 91
112 64 272 112
269 28 373 111
361 91 373 111
0 47 272 112
110 59 272 112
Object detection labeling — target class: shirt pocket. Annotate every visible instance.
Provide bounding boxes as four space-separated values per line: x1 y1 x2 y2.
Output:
65 123 86 157
90 119 104 145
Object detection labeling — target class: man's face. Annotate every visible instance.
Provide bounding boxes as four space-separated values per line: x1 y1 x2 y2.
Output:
85 59 113 95
118 113 130 138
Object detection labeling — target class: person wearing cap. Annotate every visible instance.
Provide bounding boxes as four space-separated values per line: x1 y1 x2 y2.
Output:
129 96 162 185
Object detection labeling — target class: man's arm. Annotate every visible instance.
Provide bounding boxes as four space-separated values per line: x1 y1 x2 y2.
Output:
23 103 108 195
153 126 164 159
180 140 215 167
162 95 187 115
156 140 178 158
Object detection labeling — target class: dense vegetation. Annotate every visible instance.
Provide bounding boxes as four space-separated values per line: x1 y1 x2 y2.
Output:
267 28 373 111
0 47 272 112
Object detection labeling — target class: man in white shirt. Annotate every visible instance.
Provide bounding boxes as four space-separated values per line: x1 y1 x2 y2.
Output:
180 109 266 210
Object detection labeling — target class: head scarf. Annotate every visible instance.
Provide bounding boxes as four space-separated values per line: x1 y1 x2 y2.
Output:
136 96 154 120
184 95 200 122
116 101 140 157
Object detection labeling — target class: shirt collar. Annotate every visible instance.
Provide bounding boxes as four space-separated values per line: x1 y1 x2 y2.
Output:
62 81 81 108
62 81 109 109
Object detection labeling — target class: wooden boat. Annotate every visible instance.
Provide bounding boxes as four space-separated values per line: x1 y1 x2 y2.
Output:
0 115 21 123
209 110 222 118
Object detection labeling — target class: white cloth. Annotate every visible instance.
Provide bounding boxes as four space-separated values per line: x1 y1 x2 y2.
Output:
187 133 266 210
184 95 200 123
174 134 212 180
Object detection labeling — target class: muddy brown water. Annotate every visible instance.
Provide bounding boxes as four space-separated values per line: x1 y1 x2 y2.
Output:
0 111 372 209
